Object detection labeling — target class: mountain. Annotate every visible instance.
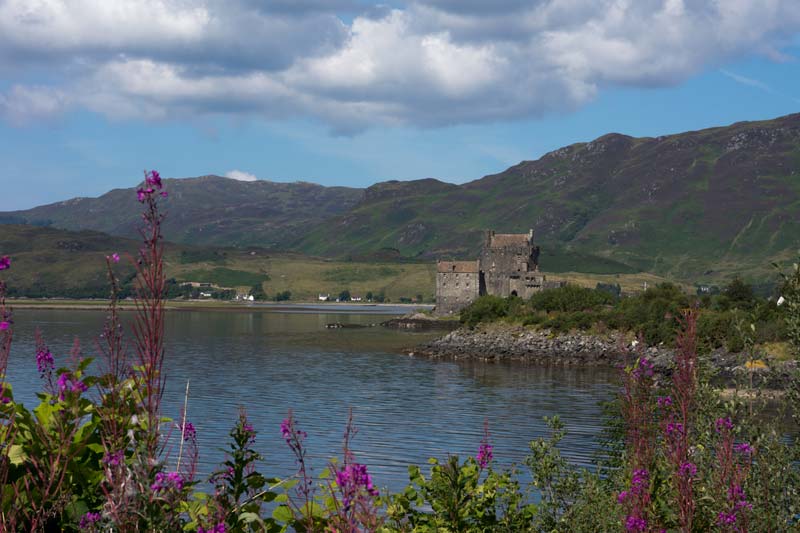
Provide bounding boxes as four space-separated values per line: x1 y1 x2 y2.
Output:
4 113 800 282
296 113 800 280
1 176 362 249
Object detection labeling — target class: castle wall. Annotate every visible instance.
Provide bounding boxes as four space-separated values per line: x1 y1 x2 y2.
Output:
436 260 481 315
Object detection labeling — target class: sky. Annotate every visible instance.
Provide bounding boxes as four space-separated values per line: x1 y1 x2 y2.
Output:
1 0 800 210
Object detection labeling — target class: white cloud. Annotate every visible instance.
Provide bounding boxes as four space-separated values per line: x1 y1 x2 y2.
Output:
0 0 799 130
225 169 259 181
0 84 69 125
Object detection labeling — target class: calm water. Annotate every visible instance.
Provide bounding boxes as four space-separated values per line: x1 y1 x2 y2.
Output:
5 307 617 493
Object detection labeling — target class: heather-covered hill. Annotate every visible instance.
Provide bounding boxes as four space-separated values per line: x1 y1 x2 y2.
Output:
296 113 800 281
1 176 363 250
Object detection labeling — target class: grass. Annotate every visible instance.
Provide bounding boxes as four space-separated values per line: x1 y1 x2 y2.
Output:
543 270 690 293
163 250 436 302
178 267 268 287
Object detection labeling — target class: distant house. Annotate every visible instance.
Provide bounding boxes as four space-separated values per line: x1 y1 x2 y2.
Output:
318 293 330 301
199 292 213 298
351 295 362 302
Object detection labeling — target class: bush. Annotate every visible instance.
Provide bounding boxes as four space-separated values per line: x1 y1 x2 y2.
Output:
530 285 615 313
460 295 509 328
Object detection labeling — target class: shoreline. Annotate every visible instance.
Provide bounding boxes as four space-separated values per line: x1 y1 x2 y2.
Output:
409 323 797 388
8 298 432 314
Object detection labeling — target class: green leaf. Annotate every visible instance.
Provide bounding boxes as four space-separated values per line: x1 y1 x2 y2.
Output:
238 511 263 525
7 444 27 465
272 504 293 523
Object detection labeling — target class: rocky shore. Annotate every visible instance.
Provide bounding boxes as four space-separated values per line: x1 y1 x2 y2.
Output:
411 324 656 365
381 313 461 331
410 324 797 387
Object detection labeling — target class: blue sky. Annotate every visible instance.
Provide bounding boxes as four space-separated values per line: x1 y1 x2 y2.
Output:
1 0 799 210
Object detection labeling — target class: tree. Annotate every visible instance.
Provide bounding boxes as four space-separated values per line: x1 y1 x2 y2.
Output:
275 290 291 302
338 290 351 302
366 291 373 302
724 276 755 310
250 283 267 301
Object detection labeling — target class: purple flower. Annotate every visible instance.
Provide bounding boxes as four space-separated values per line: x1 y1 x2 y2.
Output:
57 372 69 396
632 358 654 378
728 485 752 510
678 461 697 478
181 421 196 441
0 256 10 270
630 469 649 492
0 321 9 331
79 511 101 529
160 190 169 198
108 253 120 263
666 422 685 436
734 442 753 455
57 372 87 400
146 170 162 189
715 417 734 432
0 396 11 404
717 511 737 525
625 515 648 532
335 462 379 505
151 471 184 492
279 417 304 443
103 450 123 467
280 418 291 441
36 349 55 374
476 442 493 469
656 396 672 408
617 490 629 503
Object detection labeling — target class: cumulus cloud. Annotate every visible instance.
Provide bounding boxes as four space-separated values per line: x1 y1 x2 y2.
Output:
0 84 69 125
225 170 259 181
1 0 799 131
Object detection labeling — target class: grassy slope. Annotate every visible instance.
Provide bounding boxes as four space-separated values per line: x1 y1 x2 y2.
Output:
295 114 800 284
0 225 438 301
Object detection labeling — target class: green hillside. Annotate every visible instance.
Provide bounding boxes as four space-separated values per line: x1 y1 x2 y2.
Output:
295 113 800 283
1 176 362 249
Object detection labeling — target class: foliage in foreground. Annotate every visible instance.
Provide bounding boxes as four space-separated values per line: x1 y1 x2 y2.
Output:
0 174 797 531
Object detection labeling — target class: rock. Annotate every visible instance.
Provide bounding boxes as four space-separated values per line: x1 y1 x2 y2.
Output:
415 324 671 366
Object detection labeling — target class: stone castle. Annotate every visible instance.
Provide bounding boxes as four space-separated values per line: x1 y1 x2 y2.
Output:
436 230 557 314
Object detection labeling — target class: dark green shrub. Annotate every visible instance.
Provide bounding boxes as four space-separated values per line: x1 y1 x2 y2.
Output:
530 285 615 313
460 296 509 328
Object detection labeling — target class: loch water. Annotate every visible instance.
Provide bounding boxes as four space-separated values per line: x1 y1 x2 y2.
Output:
5 307 618 493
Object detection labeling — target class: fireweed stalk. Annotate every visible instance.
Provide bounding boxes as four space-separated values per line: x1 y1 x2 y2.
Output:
22 336 92 529
618 343 658 533
0 259 15 531
132 170 168 455
328 410 382 532
281 410 316 528
476 419 493 470
662 309 699 533
714 417 754 532
95 253 138 525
